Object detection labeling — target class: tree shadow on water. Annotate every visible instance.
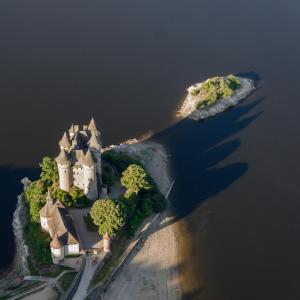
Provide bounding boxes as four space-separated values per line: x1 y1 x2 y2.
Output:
153 97 264 220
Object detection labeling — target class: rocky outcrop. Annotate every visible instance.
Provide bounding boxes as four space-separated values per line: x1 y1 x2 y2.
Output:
177 77 255 121
12 177 32 276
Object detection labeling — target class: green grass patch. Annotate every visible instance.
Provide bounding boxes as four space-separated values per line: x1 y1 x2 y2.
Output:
58 272 77 291
192 75 241 109
91 234 129 287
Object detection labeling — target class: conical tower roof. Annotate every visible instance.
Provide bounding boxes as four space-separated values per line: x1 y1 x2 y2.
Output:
56 149 70 165
69 123 75 133
59 132 71 149
88 131 101 149
46 189 54 204
82 149 95 167
50 235 62 249
88 117 97 132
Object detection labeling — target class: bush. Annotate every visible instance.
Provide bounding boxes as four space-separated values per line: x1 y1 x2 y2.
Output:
102 150 142 173
196 75 241 109
24 222 52 267
102 165 115 188
24 179 47 223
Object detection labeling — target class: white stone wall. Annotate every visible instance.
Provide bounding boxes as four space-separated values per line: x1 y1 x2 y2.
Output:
64 244 80 255
83 165 98 200
58 163 72 192
51 247 64 263
73 166 84 189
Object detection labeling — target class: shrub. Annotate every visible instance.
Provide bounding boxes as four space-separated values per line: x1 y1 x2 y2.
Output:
102 150 141 173
24 222 52 266
102 165 115 188
39 157 59 186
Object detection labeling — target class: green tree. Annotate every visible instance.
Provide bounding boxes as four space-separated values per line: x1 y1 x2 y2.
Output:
24 179 47 222
121 164 151 198
90 199 126 237
69 186 89 207
40 157 59 186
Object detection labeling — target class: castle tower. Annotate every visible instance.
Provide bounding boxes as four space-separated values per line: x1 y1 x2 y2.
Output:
88 131 102 179
88 117 98 134
69 124 75 139
56 149 72 192
82 149 98 200
59 132 71 151
50 235 64 263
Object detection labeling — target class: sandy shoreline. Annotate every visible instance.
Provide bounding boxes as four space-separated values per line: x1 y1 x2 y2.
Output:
102 140 182 300
177 76 255 121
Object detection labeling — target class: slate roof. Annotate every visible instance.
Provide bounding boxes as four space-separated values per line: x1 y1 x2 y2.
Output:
50 235 62 249
56 149 70 165
88 118 97 132
59 132 71 149
82 149 95 167
88 132 101 149
39 198 79 246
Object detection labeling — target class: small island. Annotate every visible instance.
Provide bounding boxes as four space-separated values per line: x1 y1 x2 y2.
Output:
177 74 255 120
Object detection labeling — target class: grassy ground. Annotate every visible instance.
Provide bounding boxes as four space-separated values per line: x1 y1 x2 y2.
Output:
90 234 129 287
58 272 77 291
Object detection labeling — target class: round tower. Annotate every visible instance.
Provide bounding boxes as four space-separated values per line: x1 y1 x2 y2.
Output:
103 232 111 253
59 131 71 151
88 131 102 180
50 235 64 263
82 149 98 200
56 149 72 192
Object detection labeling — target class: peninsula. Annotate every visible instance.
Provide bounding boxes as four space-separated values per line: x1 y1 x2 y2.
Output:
1 118 180 300
177 75 255 120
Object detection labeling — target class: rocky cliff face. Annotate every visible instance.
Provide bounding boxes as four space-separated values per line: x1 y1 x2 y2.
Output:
12 177 32 276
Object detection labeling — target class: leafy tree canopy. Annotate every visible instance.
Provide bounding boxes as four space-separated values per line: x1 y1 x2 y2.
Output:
40 157 59 186
90 199 126 237
121 164 151 198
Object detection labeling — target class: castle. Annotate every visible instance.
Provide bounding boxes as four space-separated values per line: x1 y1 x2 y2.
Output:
56 118 103 200
40 191 80 263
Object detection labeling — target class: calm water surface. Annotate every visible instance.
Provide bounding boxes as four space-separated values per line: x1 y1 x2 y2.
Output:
1 1 300 299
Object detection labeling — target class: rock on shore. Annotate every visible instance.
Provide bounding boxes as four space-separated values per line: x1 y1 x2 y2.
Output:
177 77 255 121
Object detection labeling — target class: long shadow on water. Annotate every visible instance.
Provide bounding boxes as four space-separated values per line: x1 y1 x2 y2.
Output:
152 97 263 223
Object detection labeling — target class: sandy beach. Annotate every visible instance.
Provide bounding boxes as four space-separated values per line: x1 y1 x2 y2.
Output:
102 140 182 300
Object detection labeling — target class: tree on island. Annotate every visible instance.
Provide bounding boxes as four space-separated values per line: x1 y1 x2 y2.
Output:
121 164 151 198
90 199 126 238
40 156 59 186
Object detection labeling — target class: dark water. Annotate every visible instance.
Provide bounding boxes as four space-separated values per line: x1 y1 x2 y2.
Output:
1 0 300 299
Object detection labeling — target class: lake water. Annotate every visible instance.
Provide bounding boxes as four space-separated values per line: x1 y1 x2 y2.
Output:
1 0 300 299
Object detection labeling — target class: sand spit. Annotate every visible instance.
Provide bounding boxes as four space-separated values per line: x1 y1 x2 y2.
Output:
177 77 255 121
102 140 181 300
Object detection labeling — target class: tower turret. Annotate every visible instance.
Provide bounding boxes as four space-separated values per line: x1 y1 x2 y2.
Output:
59 132 71 151
56 149 72 192
82 149 98 200
88 117 100 136
88 131 102 182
